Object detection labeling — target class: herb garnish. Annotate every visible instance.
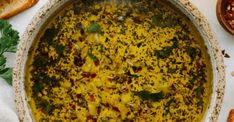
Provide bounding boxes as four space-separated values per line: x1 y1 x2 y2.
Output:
134 90 164 101
152 14 178 28
154 47 172 59
187 47 197 60
0 20 19 85
88 49 98 62
87 22 101 33
152 14 163 27
154 38 178 59
88 48 99 65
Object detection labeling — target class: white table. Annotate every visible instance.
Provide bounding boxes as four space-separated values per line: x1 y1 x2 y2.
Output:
0 0 232 121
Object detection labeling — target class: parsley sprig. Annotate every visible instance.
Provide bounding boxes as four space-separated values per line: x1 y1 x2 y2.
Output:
0 20 19 85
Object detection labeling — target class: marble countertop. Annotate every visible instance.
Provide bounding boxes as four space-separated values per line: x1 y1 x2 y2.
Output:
0 0 233 121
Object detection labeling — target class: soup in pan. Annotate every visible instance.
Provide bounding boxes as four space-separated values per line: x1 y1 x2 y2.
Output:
25 0 213 121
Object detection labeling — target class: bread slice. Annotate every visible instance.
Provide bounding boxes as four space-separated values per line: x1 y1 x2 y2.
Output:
228 109 234 122
0 0 38 19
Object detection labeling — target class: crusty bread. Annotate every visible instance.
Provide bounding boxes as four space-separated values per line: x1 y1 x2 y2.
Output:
0 0 38 19
228 109 234 122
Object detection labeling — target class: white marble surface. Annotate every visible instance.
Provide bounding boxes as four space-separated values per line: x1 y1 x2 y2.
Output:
0 0 233 121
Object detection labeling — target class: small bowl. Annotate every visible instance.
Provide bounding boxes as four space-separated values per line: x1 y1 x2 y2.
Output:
216 0 234 35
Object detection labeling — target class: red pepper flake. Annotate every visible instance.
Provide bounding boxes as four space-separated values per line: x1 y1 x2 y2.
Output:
87 115 97 122
79 37 83 42
97 106 101 114
89 95 95 102
81 72 91 78
127 111 131 116
91 73 97 78
77 94 82 98
105 103 110 107
69 103 76 110
94 59 100 66
81 72 97 78
132 66 142 72
112 106 120 113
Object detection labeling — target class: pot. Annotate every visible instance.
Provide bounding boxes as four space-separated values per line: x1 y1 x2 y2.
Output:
13 0 225 121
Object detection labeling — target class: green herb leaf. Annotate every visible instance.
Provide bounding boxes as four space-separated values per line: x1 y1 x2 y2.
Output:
0 55 12 85
33 82 43 94
87 22 101 33
163 17 178 27
196 99 204 107
0 20 19 54
171 37 178 49
55 44 64 56
152 14 178 28
187 47 197 60
152 14 163 27
164 99 176 115
134 90 164 101
0 55 6 66
195 86 204 98
42 28 58 44
154 47 172 59
33 55 48 68
0 68 13 85
167 68 177 73
0 20 19 85
88 49 98 62
46 104 54 115
130 74 140 78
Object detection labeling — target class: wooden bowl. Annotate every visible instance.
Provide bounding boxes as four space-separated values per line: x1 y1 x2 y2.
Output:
216 0 234 35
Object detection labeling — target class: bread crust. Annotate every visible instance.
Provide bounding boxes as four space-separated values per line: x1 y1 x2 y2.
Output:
0 0 38 19
228 109 234 122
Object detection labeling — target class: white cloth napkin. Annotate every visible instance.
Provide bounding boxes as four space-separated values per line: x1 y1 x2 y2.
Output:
0 53 18 122
0 80 19 122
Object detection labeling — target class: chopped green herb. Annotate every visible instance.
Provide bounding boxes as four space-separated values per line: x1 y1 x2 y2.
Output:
33 82 43 94
154 38 178 59
195 86 204 98
87 22 101 33
138 6 150 13
152 14 178 28
187 47 197 60
164 99 176 115
152 14 163 27
134 90 164 101
42 28 58 44
73 4 81 15
82 0 94 6
154 47 172 59
164 17 178 27
196 99 204 107
189 76 196 84
33 55 48 68
0 20 19 85
46 104 54 115
54 44 64 56
167 68 177 73
130 74 140 78
88 49 98 62
171 37 178 49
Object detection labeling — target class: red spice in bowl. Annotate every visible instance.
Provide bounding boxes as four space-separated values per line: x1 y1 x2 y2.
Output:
217 0 234 34
224 0 234 29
